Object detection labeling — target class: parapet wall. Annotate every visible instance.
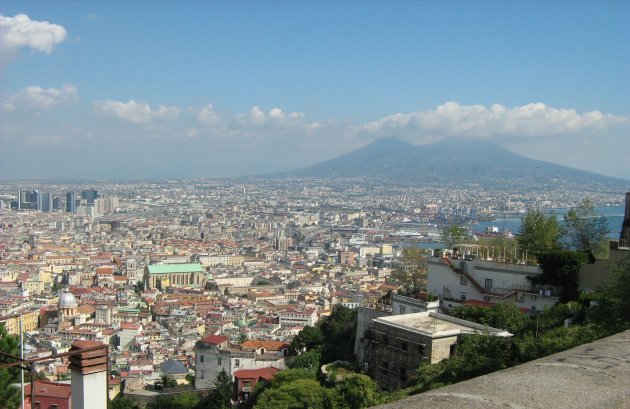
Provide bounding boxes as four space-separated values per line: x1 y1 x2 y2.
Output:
373 329 630 409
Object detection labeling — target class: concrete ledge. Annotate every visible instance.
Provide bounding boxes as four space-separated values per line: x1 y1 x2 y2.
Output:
373 330 630 409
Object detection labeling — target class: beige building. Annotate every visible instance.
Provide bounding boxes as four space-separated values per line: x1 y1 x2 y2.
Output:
359 311 511 391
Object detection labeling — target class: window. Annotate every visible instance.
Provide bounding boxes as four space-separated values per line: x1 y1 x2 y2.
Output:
381 360 388 369
217 357 222 366
235 358 240 367
399 306 406 314
400 340 407 351
243 380 251 388
383 335 389 345
460 275 467 286
200 369 205 379
200 355 204 363
484 278 492 292
418 344 425 356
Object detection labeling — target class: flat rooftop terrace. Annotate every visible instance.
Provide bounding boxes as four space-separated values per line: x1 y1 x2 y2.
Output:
373 329 630 409
373 311 511 338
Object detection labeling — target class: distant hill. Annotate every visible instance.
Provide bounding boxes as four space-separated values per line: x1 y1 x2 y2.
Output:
282 137 627 185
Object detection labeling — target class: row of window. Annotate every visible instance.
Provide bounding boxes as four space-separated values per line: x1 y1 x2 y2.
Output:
199 355 240 367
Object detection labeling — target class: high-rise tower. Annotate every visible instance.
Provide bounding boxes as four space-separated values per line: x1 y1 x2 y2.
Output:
66 192 76 213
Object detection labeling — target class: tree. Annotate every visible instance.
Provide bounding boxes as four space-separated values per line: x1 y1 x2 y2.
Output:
392 248 427 290
147 393 199 409
517 210 562 254
255 379 333 409
441 224 469 250
237 331 249 344
317 305 357 364
185 373 195 386
110 396 140 409
534 251 587 302
416 334 514 391
334 374 380 409
564 200 609 256
207 368 233 409
289 348 321 372
588 260 630 327
290 325 324 353
159 372 177 388
0 324 20 409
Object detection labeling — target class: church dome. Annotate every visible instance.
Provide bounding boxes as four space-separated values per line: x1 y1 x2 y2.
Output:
59 290 78 308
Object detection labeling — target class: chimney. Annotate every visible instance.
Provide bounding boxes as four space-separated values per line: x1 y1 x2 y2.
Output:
69 340 108 409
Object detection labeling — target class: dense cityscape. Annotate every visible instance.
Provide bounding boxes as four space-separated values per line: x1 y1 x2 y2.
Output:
0 178 629 408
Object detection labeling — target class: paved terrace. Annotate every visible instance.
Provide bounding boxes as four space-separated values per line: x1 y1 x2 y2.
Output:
374 329 630 409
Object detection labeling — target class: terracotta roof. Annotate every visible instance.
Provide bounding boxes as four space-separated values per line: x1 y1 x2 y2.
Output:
241 339 289 351
121 322 141 330
25 381 71 399
200 335 228 345
233 367 280 381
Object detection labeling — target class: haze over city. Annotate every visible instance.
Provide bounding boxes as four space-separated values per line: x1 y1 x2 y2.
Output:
1 1 629 180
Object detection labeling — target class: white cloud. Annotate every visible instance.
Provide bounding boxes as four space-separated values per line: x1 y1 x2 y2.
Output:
0 14 67 55
197 103 222 125
93 100 179 124
359 102 628 139
2 84 77 111
249 106 266 125
154 104 180 120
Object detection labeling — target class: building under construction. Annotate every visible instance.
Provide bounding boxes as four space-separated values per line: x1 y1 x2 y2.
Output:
359 311 511 391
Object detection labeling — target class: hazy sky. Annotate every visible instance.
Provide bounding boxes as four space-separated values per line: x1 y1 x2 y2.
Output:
1 1 629 180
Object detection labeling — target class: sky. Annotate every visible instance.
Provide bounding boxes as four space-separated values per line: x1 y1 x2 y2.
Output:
1 1 629 180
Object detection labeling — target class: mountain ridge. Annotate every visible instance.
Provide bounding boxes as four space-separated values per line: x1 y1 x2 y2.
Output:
281 137 628 185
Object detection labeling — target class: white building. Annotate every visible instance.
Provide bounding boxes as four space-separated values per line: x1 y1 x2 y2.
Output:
427 256 559 312
278 308 318 327
194 336 286 390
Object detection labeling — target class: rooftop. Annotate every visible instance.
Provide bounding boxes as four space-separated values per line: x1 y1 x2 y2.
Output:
373 311 512 338
147 263 203 274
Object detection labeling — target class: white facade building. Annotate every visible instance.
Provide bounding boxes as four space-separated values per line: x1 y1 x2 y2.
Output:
427 256 559 312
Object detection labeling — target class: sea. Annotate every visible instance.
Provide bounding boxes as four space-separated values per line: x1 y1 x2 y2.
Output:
400 206 625 250
475 206 625 239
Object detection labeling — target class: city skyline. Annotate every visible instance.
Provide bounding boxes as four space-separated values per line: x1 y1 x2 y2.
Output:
1 1 629 180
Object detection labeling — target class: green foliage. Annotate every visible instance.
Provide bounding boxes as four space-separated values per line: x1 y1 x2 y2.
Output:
185 373 195 386
587 260 630 327
110 396 140 409
253 388 294 409
0 324 20 409
317 306 358 364
441 224 469 250
517 209 562 254
449 303 528 334
416 334 514 391
209 368 233 409
254 379 334 409
159 372 178 387
333 374 380 409
391 248 428 290
289 348 321 372
291 325 324 353
535 250 587 302
237 331 249 344
292 306 357 365
564 199 609 256
515 325 601 362
270 368 317 387
147 392 199 409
